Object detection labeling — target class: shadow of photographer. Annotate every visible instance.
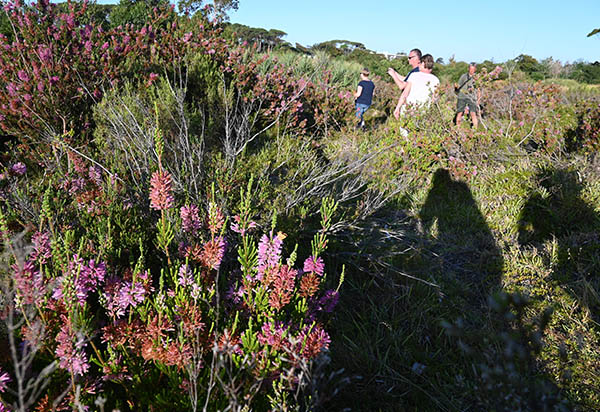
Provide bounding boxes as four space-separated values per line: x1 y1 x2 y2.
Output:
419 168 504 305
517 167 600 322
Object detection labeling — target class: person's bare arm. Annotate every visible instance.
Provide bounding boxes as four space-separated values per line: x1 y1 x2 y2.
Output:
387 68 407 90
394 82 411 119
354 85 363 99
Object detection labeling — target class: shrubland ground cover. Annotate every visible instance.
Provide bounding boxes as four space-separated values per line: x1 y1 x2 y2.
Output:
0 1 599 411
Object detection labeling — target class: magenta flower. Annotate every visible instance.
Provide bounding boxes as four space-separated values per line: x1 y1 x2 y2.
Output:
17 69 29 82
0 368 10 393
201 236 226 271
88 166 102 186
303 256 324 277
178 264 193 287
55 316 89 376
230 215 257 236
12 260 43 305
257 321 289 350
149 170 174 210
10 162 26 175
6 83 17 96
104 270 151 318
53 255 106 306
256 231 284 281
180 204 201 234
317 290 339 313
297 324 331 359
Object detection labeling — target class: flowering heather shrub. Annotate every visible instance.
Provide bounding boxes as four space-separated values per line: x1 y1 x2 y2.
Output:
566 97 600 152
0 0 228 152
0 159 341 410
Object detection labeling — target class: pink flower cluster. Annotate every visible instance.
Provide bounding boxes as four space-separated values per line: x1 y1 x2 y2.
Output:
12 260 43 305
53 255 106 306
30 230 51 264
0 367 10 393
256 231 283 281
231 214 257 236
303 256 324 277
180 204 201 234
297 324 331 359
257 321 290 351
149 170 174 210
104 270 152 319
55 315 89 376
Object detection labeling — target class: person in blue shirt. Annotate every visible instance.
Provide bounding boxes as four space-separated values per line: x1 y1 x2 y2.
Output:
353 68 375 129
387 48 421 90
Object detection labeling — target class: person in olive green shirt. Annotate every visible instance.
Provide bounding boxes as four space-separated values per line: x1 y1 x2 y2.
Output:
455 62 481 128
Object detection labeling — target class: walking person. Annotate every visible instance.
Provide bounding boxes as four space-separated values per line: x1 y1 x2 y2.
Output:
353 68 375 129
455 62 480 128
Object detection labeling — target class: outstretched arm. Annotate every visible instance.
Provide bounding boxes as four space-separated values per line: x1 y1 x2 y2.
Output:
387 68 407 90
394 82 411 119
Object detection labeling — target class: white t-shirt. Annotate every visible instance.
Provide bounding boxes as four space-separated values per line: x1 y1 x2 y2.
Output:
406 72 440 106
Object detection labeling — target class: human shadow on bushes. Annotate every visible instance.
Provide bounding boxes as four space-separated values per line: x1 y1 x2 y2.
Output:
419 168 504 304
517 168 600 322
419 168 570 410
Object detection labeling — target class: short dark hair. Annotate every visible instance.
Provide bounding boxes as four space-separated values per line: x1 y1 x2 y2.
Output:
421 54 434 70
410 48 422 61
361 68 370 76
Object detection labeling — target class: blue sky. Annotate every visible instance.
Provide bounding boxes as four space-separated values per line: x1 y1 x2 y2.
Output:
96 0 600 63
229 0 599 63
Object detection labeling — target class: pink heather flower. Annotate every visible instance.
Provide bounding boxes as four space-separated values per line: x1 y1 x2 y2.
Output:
38 45 52 63
297 324 330 359
12 260 43 305
17 70 29 82
303 256 325 277
6 83 17 96
30 231 52 265
104 270 151 318
50 76 59 85
53 255 106 306
257 321 289 350
230 215 257 236
317 290 339 313
88 166 102 186
180 204 201 234
101 41 109 50
55 315 89 376
0 368 10 392
256 231 284 281
183 32 193 43
146 72 159 87
225 283 245 305
149 170 174 210
201 236 226 271
269 264 297 310
178 264 193 287
10 162 26 175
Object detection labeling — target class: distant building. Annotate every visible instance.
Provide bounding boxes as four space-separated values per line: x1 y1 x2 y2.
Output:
381 51 405 60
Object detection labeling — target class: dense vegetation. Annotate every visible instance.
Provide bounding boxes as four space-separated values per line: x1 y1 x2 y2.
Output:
1 1 599 411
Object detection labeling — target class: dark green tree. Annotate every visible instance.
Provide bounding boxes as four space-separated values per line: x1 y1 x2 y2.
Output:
177 0 238 19
515 54 548 81
109 0 169 28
